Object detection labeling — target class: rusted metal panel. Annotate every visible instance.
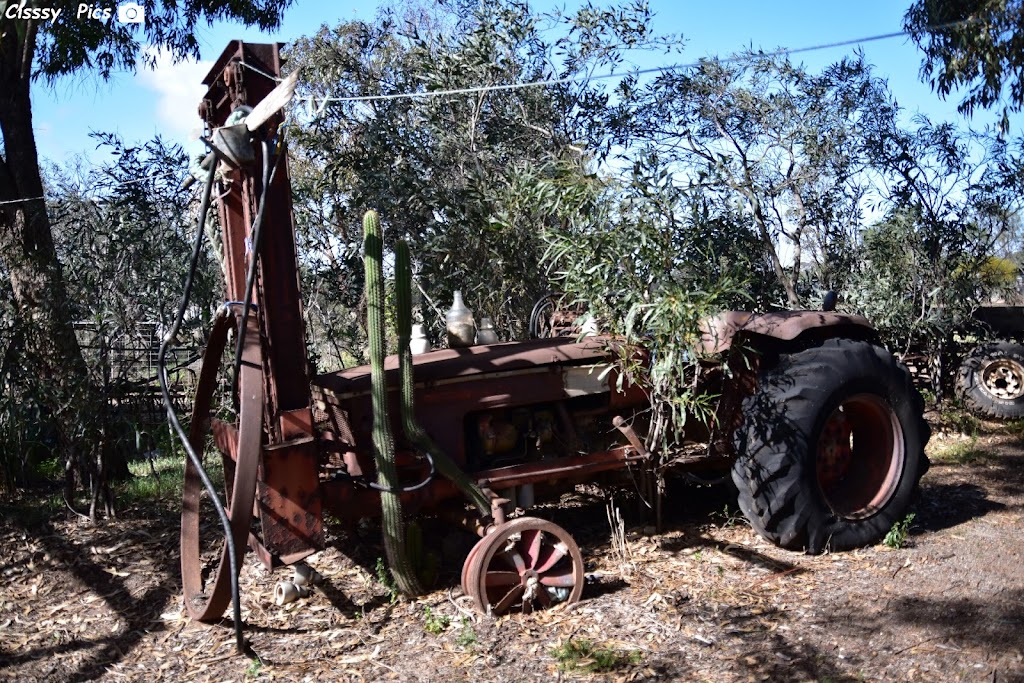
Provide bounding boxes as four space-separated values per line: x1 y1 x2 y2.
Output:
698 310 874 354
474 446 645 488
257 438 323 564
312 336 615 397
318 445 646 523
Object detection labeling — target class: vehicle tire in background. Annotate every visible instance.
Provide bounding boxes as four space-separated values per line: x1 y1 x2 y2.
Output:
732 339 930 553
956 341 1024 420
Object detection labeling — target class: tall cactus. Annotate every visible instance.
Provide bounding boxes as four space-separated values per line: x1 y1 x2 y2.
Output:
395 240 490 514
363 210 424 596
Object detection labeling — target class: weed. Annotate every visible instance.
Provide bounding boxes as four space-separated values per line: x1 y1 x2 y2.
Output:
456 617 477 648
245 657 263 679
423 606 450 634
713 503 742 529
34 457 63 480
930 435 987 464
999 417 1024 435
551 638 642 673
934 405 981 436
374 557 399 603
883 513 916 549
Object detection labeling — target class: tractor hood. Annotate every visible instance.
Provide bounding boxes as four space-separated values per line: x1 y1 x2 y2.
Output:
312 335 615 398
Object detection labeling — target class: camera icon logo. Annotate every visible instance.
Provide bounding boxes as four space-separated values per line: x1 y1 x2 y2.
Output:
117 2 145 23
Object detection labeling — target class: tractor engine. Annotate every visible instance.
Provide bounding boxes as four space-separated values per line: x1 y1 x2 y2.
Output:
310 336 650 518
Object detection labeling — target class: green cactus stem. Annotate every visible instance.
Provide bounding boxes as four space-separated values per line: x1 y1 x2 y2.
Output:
395 240 491 514
363 209 424 596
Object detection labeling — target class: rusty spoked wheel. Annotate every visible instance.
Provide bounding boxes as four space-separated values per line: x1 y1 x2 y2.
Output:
464 517 585 616
180 308 263 622
815 394 905 520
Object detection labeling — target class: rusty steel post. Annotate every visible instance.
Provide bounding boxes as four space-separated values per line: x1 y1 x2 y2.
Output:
199 41 323 565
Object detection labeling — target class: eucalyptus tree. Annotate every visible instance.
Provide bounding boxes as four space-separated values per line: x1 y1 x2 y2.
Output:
286 0 668 345
847 116 1024 352
624 52 889 308
23 135 213 514
539 152 759 451
0 1 292 513
905 0 1024 132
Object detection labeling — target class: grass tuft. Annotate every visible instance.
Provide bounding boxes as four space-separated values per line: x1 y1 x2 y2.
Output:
551 638 642 673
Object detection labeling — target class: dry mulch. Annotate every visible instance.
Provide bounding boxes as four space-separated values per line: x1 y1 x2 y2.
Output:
2 417 1024 682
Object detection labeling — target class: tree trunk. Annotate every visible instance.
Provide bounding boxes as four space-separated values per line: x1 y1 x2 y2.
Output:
0 35 122 517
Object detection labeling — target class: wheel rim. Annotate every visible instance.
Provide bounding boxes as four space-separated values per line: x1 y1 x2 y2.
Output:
979 358 1024 400
815 393 905 520
465 517 584 616
180 310 263 621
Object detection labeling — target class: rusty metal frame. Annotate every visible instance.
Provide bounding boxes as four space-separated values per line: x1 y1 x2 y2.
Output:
198 41 321 567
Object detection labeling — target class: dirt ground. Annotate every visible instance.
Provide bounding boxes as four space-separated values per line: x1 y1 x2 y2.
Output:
2 415 1023 682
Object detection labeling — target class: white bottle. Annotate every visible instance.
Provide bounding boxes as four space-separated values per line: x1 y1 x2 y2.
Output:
410 324 431 355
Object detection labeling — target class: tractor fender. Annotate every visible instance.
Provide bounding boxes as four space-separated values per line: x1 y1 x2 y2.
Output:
698 310 875 355
703 310 876 461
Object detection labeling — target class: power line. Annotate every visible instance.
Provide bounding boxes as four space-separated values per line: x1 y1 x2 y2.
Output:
0 195 45 206
0 170 185 207
297 19 974 111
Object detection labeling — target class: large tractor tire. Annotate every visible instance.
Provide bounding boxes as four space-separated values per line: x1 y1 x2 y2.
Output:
956 341 1024 420
732 339 930 553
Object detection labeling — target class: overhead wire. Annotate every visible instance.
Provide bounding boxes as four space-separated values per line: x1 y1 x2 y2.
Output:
0 170 186 207
294 18 979 110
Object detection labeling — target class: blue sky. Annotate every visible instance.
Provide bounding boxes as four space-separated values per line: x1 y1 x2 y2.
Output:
31 0 998 166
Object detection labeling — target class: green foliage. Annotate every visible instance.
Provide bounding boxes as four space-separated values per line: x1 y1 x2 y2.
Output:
373 557 399 604
1 134 209 494
904 0 1024 130
883 513 916 549
422 606 450 635
244 657 263 679
932 405 981 437
713 504 742 530
112 453 197 511
625 52 889 308
287 0 669 340
930 435 987 465
542 154 751 452
551 638 642 673
456 617 477 648
25 1 294 84
845 121 1024 357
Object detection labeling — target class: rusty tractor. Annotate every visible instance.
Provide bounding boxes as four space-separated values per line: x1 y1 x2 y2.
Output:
167 42 930 650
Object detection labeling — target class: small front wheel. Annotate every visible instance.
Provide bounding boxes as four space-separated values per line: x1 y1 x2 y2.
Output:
463 517 585 615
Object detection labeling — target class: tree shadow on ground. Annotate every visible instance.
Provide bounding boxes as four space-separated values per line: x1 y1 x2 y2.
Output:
887 589 1024 652
0 506 181 682
914 481 1005 533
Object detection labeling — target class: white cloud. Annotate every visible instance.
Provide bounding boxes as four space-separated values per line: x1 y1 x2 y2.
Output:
136 48 212 145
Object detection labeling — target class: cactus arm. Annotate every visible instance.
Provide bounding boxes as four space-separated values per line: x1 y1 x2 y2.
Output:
363 210 424 596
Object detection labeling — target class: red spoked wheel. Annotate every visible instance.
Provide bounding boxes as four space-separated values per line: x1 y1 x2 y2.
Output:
463 517 585 616
180 308 263 621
